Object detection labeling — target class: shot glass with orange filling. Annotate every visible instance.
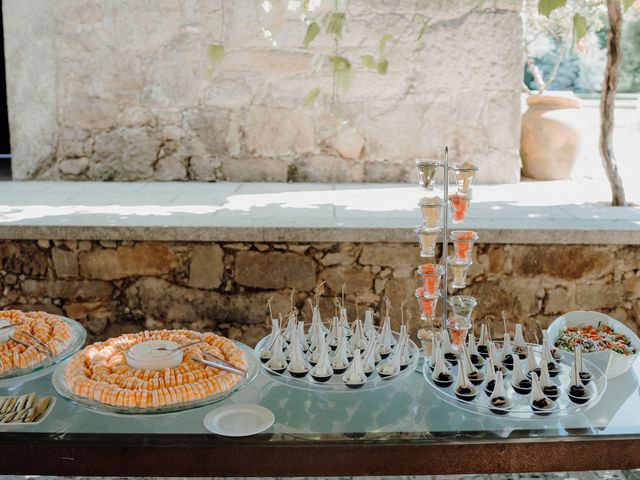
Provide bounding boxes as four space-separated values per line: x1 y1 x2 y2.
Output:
415 288 440 323
416 263 445 297
446 256 473 289
448 193 471 224
452 161 479 195
450 230 478 262
415 159 442 191
447 295 477 348
415 226 441 257
419 196 442 228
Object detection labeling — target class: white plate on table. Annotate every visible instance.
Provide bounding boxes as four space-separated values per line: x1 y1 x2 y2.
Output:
204 403 274 437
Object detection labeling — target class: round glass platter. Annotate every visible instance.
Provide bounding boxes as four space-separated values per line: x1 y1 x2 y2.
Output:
423 345 607 420
254 332 420 393
0 315 87 389
52 340 259 416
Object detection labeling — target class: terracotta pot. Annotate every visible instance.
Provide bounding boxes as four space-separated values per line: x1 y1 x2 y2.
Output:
520 94 582 180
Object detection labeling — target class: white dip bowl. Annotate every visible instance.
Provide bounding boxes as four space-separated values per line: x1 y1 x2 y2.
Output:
548 311 640 379
126 340 183 370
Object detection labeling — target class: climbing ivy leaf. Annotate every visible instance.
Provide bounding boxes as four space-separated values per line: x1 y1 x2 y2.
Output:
538 0 567 17
376 58 389 75
326 12 345 37
361 54 376 70
379 34 393 52
417 20 430 42
329 55 351 72
336 68 354 94
311 53 325 73
304 87 321 106
303 22 321 47
622 0 635 12
207 44 225 62
573 13 588 43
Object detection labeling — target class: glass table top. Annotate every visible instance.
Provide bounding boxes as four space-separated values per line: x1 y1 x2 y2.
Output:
1 359 640 444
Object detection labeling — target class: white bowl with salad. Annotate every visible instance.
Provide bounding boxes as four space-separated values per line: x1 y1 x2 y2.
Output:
548 311 640 379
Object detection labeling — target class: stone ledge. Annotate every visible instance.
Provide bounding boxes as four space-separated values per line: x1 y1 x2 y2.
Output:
0 180 638 245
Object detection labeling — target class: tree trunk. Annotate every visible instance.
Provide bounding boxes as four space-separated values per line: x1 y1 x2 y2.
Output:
599 0 626 206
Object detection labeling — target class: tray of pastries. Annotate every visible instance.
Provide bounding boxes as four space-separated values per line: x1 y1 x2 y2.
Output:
53 329 258 415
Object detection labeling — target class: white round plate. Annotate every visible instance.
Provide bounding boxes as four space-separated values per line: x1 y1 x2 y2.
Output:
204 403 274 437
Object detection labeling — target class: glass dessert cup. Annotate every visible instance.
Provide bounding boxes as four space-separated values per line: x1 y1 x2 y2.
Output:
415 226 441 258
418 196 443 228
415 288 441 323
448 193 471 224
416 263 445 297
415 159 442 190
446 316 471 350
446 256 473 289
450 230 478 262
453 161 479 195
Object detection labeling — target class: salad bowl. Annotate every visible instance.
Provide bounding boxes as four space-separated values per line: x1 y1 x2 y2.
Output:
548 311 640 379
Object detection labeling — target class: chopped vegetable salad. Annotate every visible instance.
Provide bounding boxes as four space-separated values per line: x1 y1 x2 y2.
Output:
555 323 636 356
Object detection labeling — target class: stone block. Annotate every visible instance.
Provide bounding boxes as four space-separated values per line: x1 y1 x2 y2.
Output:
22 279 113 300
512 246 614 281
0 243 48 276
623 276 640 299
79 243 177 280
322 266 374 297
59 158 89 176
52 247 79 278
544 286 576 315
220 158 288 182
188 244 225 290
576 284 625 310
359 244 419 269
64 301 109 320
235 251 316 291
332 128 365 159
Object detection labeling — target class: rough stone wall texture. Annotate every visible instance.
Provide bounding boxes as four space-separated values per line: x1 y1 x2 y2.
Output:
3 0 522 183
1 240 638 346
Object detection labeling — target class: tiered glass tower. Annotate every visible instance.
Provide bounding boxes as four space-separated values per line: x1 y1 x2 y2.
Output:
414 147 480 352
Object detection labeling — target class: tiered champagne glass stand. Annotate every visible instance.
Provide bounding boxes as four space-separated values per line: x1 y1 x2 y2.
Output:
415 148 607 420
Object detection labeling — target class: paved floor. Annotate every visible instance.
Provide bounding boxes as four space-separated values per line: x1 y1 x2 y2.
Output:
0 180 637 244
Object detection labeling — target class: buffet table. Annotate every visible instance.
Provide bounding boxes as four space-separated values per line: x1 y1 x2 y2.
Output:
1 361 640 477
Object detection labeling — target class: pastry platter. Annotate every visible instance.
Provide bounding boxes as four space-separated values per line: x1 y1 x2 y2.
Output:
0 312 87 388
52 329 259 415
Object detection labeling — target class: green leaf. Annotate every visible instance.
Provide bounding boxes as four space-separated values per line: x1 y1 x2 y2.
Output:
329 55 351 72
376 58 389 75
336 68 354 94
303 22 321 47
326 12 345 38
304 87 321 106
311 53 325 73
622 0 635 12
573 13 588 43
538 0 567 17
361 54 376 70
417 21 430 42
379 34 393 52
207 44 225 62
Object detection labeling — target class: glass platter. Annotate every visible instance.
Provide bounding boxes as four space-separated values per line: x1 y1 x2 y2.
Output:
423 345 607 420
0 315 87 389
52 340 259 415
254 332 420 392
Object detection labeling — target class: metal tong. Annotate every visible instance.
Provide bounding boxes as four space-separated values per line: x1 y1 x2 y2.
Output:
153 340 203 352
10 332 54 357
191 354 247 377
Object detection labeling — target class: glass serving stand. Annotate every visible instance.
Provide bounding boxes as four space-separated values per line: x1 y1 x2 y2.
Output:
0 316 87 389
254 333 419 392
52 341 259 415
423 347 607 420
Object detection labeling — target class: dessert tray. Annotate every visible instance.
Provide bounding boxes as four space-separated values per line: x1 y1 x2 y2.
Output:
423 330 607 420
52 330 259 415
0 312 87 388
255 308 420 392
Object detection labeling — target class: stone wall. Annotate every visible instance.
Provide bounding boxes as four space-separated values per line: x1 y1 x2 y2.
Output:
3 0 522 183
1 240 638 346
